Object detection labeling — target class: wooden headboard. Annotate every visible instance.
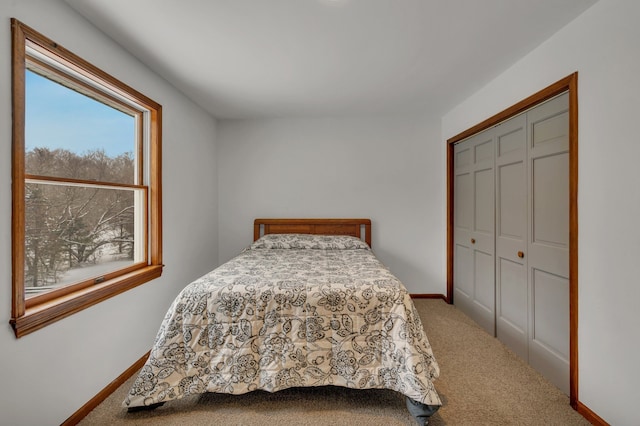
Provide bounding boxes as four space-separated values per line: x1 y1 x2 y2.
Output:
254 218 372 247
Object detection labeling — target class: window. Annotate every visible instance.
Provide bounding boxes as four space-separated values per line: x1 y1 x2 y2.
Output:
10 19 163 337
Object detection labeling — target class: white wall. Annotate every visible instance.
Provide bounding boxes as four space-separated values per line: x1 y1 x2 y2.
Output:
0 2 219 425
442 0 639 424
218 114 445 294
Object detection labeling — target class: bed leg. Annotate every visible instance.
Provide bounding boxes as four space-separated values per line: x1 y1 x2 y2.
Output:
127 402 165 413
405 397 439 425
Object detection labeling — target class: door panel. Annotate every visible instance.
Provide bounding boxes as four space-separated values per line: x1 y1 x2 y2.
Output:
456 146 471 169
531 269 570 359
530 268 570 393
475 168 494 234
475 139 494 164
454 144 474 313
455 173 472 231
454 244 473 298
474 249 495 332
495 114 528 359
498 162 526 239
528 92 569 395
532 153 570 248
454 130 495 335
531 112 568 149
497 258 528 359
498 258 527 331
498 127 525 157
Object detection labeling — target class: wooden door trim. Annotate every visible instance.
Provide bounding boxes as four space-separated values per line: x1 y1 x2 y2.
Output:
445 72 579 407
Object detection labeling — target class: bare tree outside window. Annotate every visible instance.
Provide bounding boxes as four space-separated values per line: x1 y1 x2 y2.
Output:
23 69 140 296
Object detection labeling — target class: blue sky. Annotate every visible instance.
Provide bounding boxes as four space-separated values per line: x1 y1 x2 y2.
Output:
25 70 135 158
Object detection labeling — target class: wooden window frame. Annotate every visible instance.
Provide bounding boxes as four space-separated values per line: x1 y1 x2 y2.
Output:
10 19 163 338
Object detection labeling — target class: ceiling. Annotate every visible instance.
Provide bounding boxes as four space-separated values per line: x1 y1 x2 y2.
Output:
65 0 598 120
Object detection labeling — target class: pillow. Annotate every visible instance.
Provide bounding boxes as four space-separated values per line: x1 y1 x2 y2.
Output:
250 233 370 250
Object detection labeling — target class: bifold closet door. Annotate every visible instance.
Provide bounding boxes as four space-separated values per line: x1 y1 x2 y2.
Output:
527 93 570 394
453 92 570 395
453 130 495 335
495 114 529 360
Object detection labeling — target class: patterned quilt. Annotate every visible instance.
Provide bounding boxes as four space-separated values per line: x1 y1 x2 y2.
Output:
124 234 441 408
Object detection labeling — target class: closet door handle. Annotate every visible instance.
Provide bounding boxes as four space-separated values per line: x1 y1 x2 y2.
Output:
517 251 524 258
471 238 476 244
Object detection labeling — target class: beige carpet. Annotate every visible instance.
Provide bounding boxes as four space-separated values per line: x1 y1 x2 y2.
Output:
79 299 590 425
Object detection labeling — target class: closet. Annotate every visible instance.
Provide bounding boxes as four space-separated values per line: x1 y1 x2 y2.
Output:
453 92 569 394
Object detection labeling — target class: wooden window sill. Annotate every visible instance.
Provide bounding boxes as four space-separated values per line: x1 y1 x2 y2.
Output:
10 265 163 338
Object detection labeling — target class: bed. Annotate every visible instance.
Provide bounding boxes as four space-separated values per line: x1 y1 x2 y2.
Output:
124 218 441 424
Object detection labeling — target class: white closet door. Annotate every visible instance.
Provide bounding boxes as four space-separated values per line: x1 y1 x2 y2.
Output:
454 130 495 335
453 141 474 315
495 114 528 360
527 93 570 394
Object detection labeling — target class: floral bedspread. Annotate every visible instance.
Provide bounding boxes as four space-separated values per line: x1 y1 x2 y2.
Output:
124 234 441 408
